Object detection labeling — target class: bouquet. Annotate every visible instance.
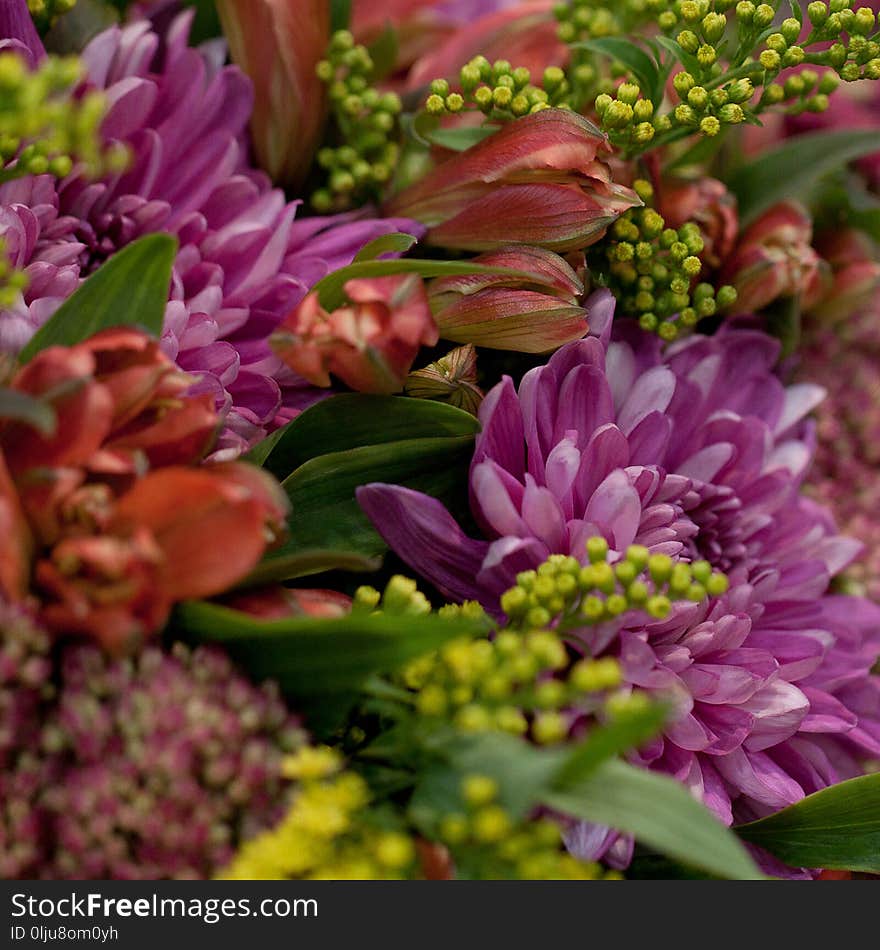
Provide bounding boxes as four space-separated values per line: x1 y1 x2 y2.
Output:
0 0 878 881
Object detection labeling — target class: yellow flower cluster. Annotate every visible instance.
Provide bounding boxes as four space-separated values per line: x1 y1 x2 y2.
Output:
436 774 623 879
219 746 417 881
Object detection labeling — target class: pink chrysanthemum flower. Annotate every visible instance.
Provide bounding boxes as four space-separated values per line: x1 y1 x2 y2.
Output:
359 314 880 856
0 9 419 455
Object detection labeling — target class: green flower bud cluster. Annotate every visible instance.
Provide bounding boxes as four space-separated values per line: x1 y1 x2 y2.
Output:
588 180 737 339
28 0 77 33
312 30 402 213
670 69 752 137
553 0 668 45
764 2 880 86
353 574 434 618
759 68 836 115
402 625 594 744
221 746 418 880
0 51 124 186
554 1 675 108
425 58 574 121
503 534 730 631
595 82 670 150
434 774 622 879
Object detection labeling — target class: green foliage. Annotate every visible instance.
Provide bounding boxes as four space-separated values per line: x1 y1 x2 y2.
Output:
243 394 479 583
737 773 880 873
174 599 490 718
19 234 177 362
546 760 764 880
726 128 880 223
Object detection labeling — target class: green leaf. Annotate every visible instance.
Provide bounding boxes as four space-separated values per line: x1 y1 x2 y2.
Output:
763 295 802 359
330 0 352 32
367 24 399 80
736 773 880 873
19 234 177 362
244 396 479 583
572 38 660 102
278 434 474 560
410 733 569 827
252 393 480 480
653 35 702 79
726 129 880 224
353 232 419 263
0 387 56 435
545 760 763 880
551 703 669 787
174 600 487 703
426 125 500 152
401 111 441 149
241 549 381 587
183 0 223 43
313 259 538 310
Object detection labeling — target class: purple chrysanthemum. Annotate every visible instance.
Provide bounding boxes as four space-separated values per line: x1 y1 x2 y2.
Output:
0 10 419 455
359 310 880 834
0 600 304 880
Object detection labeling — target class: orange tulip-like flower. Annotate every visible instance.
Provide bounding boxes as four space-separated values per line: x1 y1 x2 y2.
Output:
384 109 641 252
0 452 31 601
720 202 825 313
1 329 217 481
1 327 289 652
216 0 330 188
428 245 589 352
34 463 290 652
272 274 439 394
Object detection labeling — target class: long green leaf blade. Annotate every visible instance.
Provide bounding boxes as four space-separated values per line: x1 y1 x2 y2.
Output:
175 600 488 700
20 234 177 362
251 393 479 480
726 129 880 224
736 773 880 873
545 759 763 880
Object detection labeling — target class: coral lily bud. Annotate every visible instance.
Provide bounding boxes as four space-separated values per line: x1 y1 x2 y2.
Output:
384 109 641 253
1 329 217 480
272 274 439 395
215 0 329 188
720 201 824 312
428 246 589 353
405 1 566 92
